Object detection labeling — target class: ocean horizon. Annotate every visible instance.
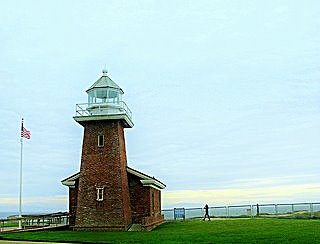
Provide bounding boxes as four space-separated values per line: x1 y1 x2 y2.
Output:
0 211 53 219
0 212 19 219
1 202 319 220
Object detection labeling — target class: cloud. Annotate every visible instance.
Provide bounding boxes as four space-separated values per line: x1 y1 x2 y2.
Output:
0 195 68 211
1 182 319 212
231 173 320 187
162 182 320 208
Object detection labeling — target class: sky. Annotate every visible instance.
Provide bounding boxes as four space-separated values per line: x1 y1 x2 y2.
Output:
0 0 320 212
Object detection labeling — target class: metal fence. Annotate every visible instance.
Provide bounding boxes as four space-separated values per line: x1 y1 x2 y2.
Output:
0 212 69 233
162 202 320 220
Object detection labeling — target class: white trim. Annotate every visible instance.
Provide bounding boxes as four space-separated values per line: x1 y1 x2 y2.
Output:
140 179 166 190
62 181 76 187
127 168 150 180
74 114 134 128
127 167 166 189
61 167 166 190
61 173 80 187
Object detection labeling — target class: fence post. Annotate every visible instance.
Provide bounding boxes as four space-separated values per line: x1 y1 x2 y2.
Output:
291 204 294 213
250 205 253 218
275 204 278 215
310 203 314 218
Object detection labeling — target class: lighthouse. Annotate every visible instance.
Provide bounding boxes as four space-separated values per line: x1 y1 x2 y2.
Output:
62 70 166 231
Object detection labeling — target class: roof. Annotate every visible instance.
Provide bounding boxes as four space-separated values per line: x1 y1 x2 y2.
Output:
61 166 166 190
86 70 124 93
61 172 80 188
127 166 166 189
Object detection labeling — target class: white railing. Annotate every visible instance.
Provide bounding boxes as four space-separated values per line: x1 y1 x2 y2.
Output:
75 102 132 119
162 202 320 220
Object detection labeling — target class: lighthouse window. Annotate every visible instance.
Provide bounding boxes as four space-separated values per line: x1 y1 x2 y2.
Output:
108 90 120 104
98 135 104 147
96 89 108 103
96 187 104 201
88 91 95 104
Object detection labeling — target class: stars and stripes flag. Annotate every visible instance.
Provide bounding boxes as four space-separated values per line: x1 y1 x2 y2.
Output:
21 118 31 139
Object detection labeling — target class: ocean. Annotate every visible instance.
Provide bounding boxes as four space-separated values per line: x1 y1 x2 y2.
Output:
0 212 19 219
0 212 49 219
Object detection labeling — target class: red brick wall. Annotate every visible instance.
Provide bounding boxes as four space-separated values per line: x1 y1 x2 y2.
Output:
69 179 78 226
75 120 132 229
142 188 165 230
150 188 162 216
118 124 132 225
128 173 164 227
128 174 150 223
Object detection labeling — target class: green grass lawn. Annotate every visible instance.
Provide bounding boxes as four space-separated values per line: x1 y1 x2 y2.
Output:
1 219 319 243
0 221 19 227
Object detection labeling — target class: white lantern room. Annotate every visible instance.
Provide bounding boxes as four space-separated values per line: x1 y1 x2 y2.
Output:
74 70 133 128
87 69 123 105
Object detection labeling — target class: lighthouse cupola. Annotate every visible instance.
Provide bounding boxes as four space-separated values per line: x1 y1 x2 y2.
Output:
87 69 123 105
74 70 133 128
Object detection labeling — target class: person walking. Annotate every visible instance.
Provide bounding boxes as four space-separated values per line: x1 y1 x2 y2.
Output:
203 204 211 221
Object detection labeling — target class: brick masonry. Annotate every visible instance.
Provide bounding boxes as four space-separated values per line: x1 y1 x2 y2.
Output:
128 174 162 223
75 120 132 230
128 174 150 223
65 119 165 231
68 181 78 227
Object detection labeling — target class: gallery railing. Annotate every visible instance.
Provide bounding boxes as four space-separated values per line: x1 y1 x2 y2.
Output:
75 101 132 119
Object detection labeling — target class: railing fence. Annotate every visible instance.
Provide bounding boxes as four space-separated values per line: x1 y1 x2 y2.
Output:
75 102 132 119
0 212 69 232
162 202 320 220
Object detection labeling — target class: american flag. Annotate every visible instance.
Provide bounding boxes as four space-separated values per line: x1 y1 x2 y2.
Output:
21 119 31 139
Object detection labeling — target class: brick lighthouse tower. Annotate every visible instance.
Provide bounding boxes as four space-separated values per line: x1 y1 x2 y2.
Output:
73 69 133 230
62 70 165 231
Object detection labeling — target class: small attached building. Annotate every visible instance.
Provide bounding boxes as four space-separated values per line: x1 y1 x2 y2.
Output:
62 166 165 230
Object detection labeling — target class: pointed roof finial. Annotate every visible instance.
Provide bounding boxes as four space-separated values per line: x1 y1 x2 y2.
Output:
102 65 108 76
86 68 123 93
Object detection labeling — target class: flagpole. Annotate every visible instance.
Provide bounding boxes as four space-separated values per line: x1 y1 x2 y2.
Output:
19 118 30 229
19 117 24 229
19 136 23 229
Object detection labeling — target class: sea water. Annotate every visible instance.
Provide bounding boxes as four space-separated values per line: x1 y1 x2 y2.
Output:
0 212 47 219
0 212 19 219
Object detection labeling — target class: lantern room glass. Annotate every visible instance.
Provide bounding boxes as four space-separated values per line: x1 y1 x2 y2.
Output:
88 88 122 105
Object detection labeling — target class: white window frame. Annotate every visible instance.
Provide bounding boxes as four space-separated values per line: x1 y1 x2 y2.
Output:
98 134 104 147
96 187 104 201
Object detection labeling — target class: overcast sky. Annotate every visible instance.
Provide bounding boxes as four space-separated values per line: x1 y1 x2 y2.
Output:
0 0 320 212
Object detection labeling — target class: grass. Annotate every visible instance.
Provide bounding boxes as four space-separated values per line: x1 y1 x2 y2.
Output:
0 221 19 228
1 218 319 243
262 211 320 219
